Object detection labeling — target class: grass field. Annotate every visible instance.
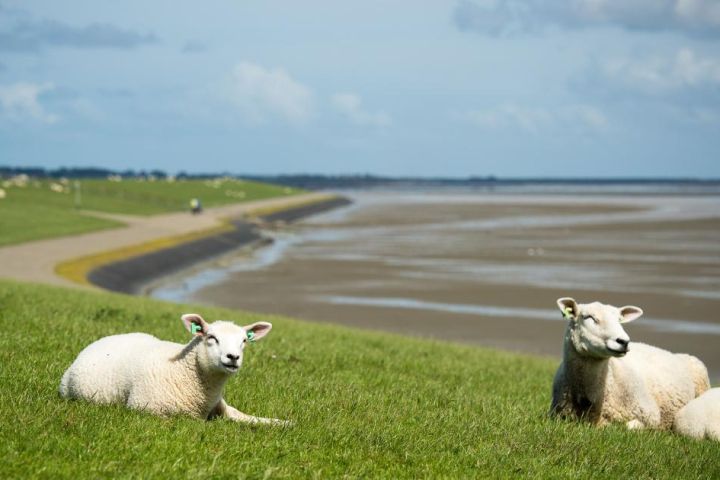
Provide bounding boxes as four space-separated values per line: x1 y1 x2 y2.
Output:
1 280 718 478
0 177 303 246
0 199 124 247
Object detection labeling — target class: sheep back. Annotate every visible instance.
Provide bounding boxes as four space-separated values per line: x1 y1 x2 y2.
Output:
625 343 710 428
59 333 215 418
552 342 709 429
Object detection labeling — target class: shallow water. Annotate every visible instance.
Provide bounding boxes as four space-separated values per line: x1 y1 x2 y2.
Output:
150 190 720 378
316 295 720 336
151 232 301 302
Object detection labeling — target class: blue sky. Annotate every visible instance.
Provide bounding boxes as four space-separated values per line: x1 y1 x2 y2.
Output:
1 1 719 177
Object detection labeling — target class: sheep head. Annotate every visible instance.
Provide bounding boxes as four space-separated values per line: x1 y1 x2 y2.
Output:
556 298 643 359
181 313 272 375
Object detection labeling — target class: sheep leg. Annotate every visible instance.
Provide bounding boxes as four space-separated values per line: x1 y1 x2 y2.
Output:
625 402 661 430
211 398 291 427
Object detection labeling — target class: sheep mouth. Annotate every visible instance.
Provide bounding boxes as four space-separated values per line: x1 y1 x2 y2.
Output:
606 347 628 357
221 362 239 371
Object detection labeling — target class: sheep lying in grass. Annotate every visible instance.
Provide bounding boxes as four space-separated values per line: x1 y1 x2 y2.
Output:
550 297 709 430
673 388 720 441
59 313 288 426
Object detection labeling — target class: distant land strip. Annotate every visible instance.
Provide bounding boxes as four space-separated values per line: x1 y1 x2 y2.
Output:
3 165 720 190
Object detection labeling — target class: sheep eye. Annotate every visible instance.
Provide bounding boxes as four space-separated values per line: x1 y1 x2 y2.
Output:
585 316 599 325
207 335 218 344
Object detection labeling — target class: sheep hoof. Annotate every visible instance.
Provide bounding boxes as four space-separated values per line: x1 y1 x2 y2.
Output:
269 418 293 428
626 419 644 430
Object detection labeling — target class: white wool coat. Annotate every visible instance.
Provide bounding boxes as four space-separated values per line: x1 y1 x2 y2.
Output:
673 388 720 440
59 333 228 419
552 335 710 429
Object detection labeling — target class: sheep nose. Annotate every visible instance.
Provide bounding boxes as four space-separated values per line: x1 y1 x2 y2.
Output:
225 353 240 361
616 338 629 348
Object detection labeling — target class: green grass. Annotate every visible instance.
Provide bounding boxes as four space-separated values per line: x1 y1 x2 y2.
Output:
71 178 302 215
0 199 123 247
0 177 303 246
1 280 718 479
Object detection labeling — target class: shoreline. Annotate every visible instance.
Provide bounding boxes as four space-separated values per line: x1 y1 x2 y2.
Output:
170 191 720 380
87 196 352 294
7 186 717 380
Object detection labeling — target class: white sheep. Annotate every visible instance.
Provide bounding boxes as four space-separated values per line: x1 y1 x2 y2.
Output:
550 297 709 430
673 388 720 441
59 313 288 426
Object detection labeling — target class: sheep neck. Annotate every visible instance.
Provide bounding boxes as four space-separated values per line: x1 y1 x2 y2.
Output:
562 326 612 416
174 338 231 418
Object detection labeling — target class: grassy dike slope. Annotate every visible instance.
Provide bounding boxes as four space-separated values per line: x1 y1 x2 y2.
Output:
0 178 303 246
1 280 717 478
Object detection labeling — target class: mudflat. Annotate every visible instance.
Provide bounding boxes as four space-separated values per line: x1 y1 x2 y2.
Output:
161 192 720 380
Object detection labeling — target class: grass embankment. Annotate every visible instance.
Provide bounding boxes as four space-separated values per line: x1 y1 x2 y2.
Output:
54 223 236 286
0 192 122 247
0 177 303 246
0 281 717 478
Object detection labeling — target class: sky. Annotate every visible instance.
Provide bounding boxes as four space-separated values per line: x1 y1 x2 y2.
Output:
0 1 719 178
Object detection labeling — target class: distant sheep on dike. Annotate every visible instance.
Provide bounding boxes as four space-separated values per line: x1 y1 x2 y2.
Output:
550 297 709 430
673 388 720 441
59 313 289 426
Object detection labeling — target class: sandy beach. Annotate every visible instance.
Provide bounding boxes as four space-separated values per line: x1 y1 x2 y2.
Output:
151 191 720 380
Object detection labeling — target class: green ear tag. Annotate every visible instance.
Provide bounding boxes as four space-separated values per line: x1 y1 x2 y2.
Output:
191 322 202 334
563 308 574 320
247 331 256 343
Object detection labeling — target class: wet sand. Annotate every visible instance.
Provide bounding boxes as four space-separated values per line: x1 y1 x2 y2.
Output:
151 192 720 380
88 196 351 294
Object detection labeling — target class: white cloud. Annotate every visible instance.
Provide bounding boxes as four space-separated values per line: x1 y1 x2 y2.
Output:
454 0 720 37
227 62 314 125
465 104 607 133
602 48 720 93
0 82 58 123
331 93 391 127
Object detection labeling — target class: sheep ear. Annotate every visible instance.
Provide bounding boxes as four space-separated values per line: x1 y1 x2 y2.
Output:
619 306 643 323
243 322 272 342
557 297 579 320
182 313 209 336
